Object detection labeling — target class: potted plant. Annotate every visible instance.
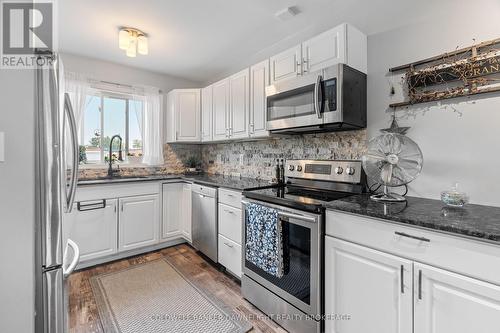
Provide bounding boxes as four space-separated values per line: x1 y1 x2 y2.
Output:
185 155 200 173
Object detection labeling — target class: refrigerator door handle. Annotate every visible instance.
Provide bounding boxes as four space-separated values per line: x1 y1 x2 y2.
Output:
64 93 79 213
63 239 80 278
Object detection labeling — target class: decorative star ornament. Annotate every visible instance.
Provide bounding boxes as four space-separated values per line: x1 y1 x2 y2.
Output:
381 113 410 135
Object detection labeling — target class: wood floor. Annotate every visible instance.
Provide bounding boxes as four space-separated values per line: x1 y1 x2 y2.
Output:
68 244 288 333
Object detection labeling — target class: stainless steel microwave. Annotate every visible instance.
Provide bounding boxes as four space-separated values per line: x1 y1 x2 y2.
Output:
265 64 366 134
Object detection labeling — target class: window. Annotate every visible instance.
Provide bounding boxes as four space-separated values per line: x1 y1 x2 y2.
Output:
80 93 144 165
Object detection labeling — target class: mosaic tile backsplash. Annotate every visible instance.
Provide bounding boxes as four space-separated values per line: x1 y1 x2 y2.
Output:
78 130 367 180
201 130 367 180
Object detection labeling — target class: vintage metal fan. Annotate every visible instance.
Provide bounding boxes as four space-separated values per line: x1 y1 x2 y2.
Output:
362 133 423 202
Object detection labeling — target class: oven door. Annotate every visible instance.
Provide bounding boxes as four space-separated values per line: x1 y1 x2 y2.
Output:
242 199 322 316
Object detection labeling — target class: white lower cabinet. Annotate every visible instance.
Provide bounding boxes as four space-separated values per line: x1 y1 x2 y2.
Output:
162 182 192 242
218 234 242 278
217 189 243 278
119 194 160 251
162 183 184 240
325 211 500 333
63 199 118 263
325 236 412 333
181 183 192 241
414 263 500 333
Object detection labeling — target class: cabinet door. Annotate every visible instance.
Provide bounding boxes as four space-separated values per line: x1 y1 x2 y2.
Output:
119 194 159 251
414 263 500 333
325 236 412 333
270 44 302 84
161 183 183 240
249 60 269 138
181 183 192 242
201 86 213 142
212 78 230 141
229 68 250 139
176 89 201 142
302 25 346 73
63 199 118 262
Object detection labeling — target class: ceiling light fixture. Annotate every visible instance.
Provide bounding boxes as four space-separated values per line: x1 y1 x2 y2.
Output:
118 28 148 57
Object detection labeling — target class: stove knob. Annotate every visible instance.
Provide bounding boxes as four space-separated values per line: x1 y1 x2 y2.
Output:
335 166 344 175
346 167 356 175
288 165 295 171
296 165 303 172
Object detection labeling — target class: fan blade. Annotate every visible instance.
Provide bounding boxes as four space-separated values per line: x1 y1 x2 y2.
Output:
380 163 393 184
363 153 387 162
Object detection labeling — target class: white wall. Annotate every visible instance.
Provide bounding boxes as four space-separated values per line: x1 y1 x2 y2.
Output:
367 0 500 207
0 70 35 332
60 53 201 92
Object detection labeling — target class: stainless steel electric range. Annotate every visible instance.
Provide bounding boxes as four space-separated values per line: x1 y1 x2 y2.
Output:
241 159 365 333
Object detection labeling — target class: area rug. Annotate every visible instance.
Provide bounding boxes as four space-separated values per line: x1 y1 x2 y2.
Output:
90 258 252 333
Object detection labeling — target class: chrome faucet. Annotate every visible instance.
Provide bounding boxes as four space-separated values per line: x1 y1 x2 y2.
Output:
107 134 124 177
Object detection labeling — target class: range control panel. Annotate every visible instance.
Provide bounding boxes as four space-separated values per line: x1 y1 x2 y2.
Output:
285 159 363 184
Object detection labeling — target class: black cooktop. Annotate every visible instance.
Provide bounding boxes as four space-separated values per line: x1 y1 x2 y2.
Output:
243 185 354 213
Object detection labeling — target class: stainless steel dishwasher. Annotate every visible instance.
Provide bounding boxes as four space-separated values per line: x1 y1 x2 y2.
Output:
191 184 218 262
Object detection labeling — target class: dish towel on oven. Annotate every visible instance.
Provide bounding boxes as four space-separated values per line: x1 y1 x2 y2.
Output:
245 203 284 278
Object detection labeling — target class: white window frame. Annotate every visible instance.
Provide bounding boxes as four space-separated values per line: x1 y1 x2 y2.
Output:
80 90 143 167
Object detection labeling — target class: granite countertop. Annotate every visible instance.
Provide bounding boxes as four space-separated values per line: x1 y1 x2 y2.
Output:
326 194 500 243
78 173 273 191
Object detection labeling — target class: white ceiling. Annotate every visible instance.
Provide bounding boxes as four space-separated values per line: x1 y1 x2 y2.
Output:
59 0 456 84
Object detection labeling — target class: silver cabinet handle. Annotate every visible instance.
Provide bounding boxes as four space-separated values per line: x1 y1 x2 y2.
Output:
278 211 316 223
400 265 404 294
224 242 234 248
418 269 423 300
225 209 235 215
395 231 430 243
64 93 79 213
121 202 124 212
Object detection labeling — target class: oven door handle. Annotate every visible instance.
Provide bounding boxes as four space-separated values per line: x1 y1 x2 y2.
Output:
278 211 317 223
314 75 323 119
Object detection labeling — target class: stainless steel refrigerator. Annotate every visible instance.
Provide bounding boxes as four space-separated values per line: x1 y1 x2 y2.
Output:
34 52 81 333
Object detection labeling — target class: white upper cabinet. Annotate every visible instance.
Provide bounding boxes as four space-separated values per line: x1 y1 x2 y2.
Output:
302 25 345 74
325 236 413 333
212 78 230 141
201 85 213 142
166 89 201 143
249 60 269 138
229 68 250 139
270 44 302 84
414 263 500 333
270 24 367 85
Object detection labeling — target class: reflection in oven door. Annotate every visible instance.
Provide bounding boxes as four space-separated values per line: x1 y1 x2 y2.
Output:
242 200 322 318
245 221 311 305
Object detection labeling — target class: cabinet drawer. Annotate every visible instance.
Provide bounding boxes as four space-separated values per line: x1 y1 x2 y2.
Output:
218 188 242 209
326 210 500 286
218 203 242 244
218 235 242 278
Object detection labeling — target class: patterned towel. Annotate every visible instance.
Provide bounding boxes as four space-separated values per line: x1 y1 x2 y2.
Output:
245 203 284 278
